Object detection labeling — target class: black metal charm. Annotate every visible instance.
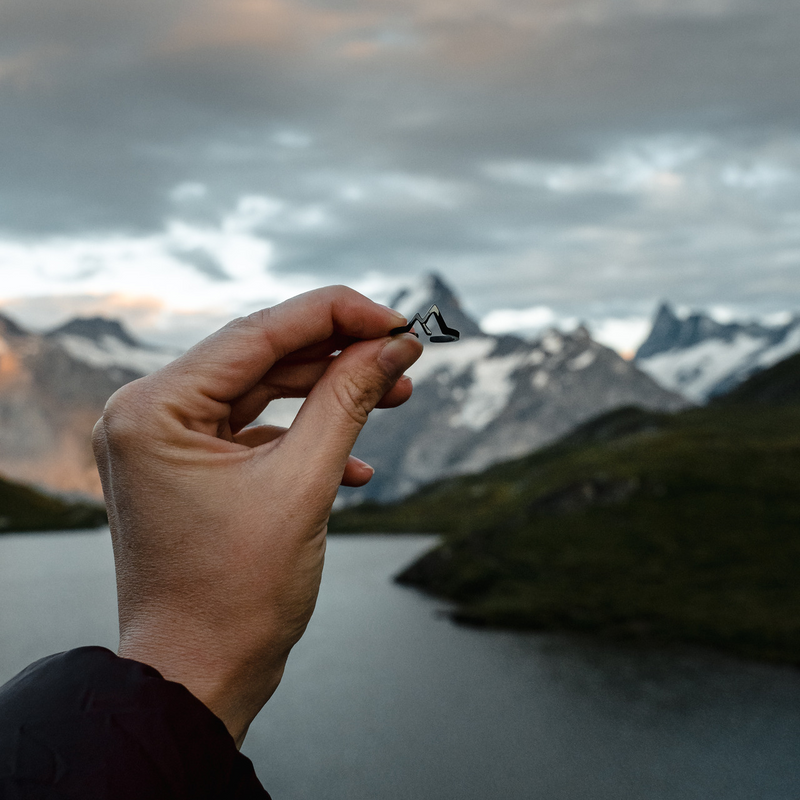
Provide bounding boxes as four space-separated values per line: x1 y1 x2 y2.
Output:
389 304 460 343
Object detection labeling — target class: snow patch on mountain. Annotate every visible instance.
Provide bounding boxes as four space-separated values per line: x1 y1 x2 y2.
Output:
449 352 530 431
638 334 765 403
56 334 178 375
569 349 597 371
406 338 495 384
531 371 549 389
542 331 564 354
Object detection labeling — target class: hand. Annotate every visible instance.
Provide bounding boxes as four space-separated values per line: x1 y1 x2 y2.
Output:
91 286 422 746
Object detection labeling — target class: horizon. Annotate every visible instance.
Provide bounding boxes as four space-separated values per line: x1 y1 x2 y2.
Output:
2 276 799 359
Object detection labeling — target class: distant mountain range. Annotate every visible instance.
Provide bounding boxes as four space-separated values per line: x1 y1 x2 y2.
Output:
345 275 687 503
635 303 800 402
0 313 177 497
48 316 178 377
3 282 799 505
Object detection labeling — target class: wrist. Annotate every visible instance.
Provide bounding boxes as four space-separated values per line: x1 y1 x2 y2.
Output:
118 621 288 748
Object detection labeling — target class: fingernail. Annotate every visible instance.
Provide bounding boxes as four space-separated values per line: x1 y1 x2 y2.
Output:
351 457 375 476
379 334 422 377
379 304 407 323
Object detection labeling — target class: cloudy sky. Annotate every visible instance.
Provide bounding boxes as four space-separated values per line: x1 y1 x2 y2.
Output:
1 0 799 352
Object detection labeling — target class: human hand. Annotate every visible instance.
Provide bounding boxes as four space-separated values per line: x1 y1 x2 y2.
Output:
91 287 422 746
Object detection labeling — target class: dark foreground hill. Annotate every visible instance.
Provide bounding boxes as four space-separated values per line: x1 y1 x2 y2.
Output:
0 474 107 533
330 354 800 665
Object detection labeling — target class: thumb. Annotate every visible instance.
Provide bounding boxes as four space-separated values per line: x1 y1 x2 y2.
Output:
279 332 423 483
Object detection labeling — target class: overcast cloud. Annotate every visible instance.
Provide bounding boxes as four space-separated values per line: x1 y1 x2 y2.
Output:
1 0 799 350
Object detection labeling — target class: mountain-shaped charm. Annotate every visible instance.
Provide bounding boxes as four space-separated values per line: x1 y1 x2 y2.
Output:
390 304 461 343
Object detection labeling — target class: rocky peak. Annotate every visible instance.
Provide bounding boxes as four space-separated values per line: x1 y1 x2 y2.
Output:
635 303 683 359
0 312 29 339
572 325 592 342
636 303 789 361
635 302 800 402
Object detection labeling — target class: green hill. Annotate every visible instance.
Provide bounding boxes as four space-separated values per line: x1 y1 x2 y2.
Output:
713 351 800 407
330 356 800 665
0 475 107 533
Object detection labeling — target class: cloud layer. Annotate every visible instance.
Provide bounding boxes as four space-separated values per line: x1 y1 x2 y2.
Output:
1 0 799 342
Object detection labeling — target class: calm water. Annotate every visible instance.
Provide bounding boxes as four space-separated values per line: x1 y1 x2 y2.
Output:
1 530 799 799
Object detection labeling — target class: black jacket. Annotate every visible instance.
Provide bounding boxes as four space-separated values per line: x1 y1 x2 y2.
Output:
0 647 271 799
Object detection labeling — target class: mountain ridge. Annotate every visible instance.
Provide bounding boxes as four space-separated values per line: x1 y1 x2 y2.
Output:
47 316 143 348
344 276 687 503
635 302 800 402
0 311 175 498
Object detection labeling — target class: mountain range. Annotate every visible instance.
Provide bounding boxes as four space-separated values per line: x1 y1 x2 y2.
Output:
635 303 800 402
0 313 176 497
345 276 686 503
2 278 799 505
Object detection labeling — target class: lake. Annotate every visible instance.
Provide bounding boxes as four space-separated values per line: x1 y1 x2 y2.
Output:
1 530 799 799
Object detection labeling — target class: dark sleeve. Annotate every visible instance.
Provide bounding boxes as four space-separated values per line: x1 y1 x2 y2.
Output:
0 646 271 800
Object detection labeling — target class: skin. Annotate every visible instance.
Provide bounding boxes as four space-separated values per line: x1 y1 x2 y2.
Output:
91 286 423 747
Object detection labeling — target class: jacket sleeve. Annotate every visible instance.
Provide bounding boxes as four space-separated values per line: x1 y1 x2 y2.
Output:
0 647 271 800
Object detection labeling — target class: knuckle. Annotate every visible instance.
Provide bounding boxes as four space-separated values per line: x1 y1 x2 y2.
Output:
325 284 359 307
240 307 273 329
218 315 252 338
98 379 151 444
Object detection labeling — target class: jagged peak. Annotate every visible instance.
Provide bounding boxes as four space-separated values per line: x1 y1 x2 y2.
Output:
636 300 800 376
0 311 29 338
47 316 141 348
571 324 592 342
636 301 694 360
654 301 679 323
390 272 456 313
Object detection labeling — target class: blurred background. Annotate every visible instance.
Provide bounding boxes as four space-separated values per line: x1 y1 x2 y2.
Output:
2 0 800 798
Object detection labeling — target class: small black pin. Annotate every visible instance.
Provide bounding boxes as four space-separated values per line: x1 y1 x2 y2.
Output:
390 304 460 343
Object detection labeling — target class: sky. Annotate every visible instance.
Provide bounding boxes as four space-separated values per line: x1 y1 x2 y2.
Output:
1 0 800 353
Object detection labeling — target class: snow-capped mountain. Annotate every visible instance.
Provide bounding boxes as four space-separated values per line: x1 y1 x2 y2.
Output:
636 304 800 403
344 276 688 503
47 316 179 378
0 286 697 505
0 314 177 498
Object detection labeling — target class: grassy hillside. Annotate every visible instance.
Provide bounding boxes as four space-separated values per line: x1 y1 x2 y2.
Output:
330 356 800 665
0 474 107 533
714 351 800 406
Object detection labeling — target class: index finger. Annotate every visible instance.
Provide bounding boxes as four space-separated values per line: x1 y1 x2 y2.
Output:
156 286 406 404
